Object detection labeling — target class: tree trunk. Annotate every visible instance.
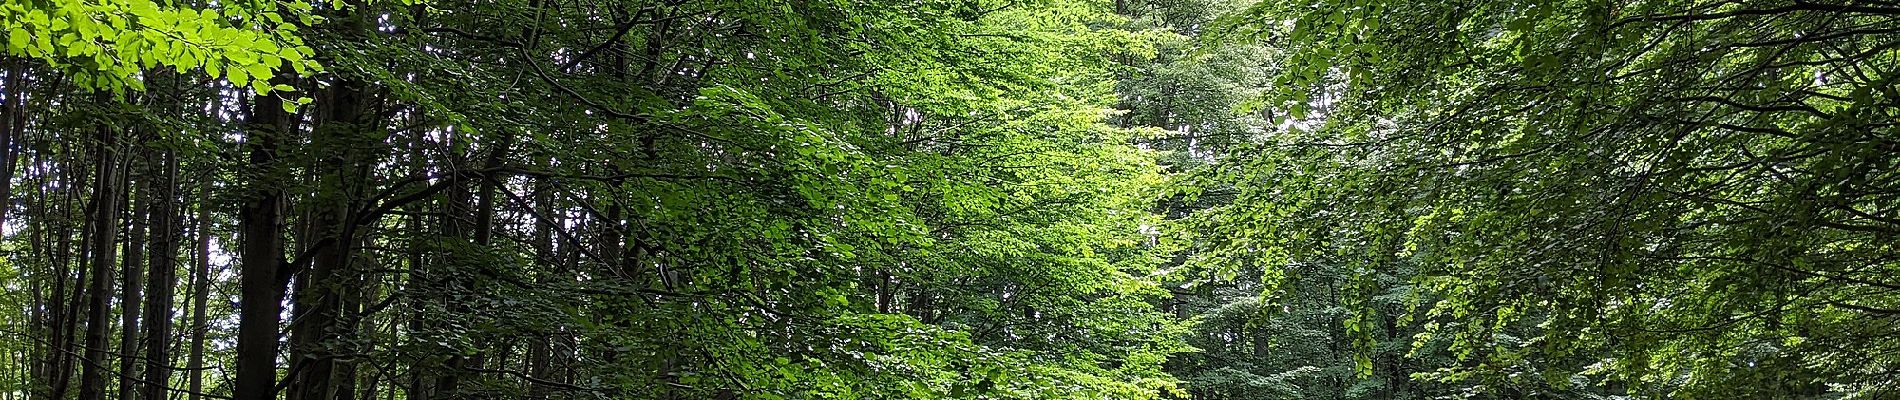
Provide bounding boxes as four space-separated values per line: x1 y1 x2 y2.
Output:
118 149 149 400
236 87 291 400
402 111 436 400
289 67 371 400
49 143 84 400
186 177 212 400
78 96 123 400
527 166 555 400
142 148 181 400
0 61 26 237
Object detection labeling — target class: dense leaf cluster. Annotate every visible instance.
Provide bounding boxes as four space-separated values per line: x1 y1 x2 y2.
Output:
6 0 1895 399
1196 0 1900 397
0 0 1191 399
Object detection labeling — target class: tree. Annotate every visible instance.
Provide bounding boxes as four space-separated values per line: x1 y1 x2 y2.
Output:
0 0 1194 399
1200 0 1900 396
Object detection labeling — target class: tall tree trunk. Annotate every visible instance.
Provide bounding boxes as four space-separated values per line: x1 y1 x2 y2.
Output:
289 67 371 400
398 108 436 400
28 102 62 400
0 60 26 237
185 177 212 400
49 140 84 400
78 95 123 400
236 87 291 400
403 186 433 400
142 148 181 400
526 166 555 400
118 149 149 400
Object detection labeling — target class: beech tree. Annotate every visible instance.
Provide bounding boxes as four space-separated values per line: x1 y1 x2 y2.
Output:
2 0 1187 399
1195 0 1900 397
5 0 1896 399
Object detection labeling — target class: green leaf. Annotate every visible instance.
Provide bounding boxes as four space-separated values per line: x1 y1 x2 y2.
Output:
244 62 273 82
6 28 26 51
229 66 250 87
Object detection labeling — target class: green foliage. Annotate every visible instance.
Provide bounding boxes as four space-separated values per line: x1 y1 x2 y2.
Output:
1198 0 1900 397
259 0 1191 398
0 0 1206 397
17 0 1889 397
1 0 323 94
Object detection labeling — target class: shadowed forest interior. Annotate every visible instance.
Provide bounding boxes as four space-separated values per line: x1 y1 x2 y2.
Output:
2 0 1899 398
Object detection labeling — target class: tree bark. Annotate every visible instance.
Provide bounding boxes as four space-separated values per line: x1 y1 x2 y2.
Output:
236 87 291 400
289 66 371 400
0 60 26 237
118 148 149 400
78 95 123 400
186 177 212 400
142 148 181 400
49 140 84 400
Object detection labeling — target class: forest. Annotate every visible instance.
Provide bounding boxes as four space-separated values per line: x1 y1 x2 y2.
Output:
1 0 1896 398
